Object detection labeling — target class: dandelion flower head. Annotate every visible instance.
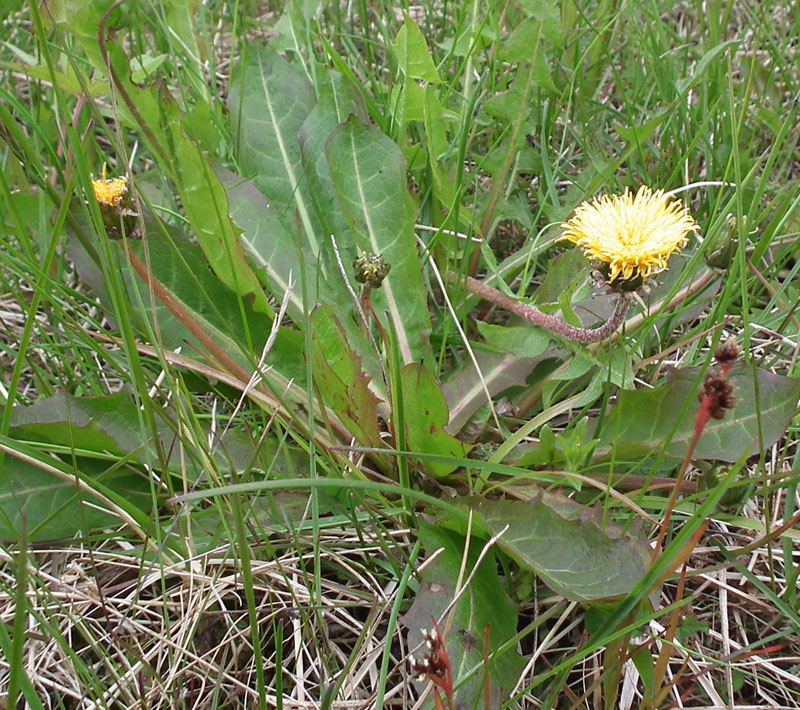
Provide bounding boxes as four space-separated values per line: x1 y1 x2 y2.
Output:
560 186 699 285
91 164 128 209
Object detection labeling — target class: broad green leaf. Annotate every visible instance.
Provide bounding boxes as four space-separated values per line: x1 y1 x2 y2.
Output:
129 53 168 83
442 351 539 434
9 391 260 476
96 42 272 315
295 72 389 389
423 85 448 159
228 45 321 254
422 85 466 219
591 346 634 390
184 99 223 155
297 67 369 273
476 321 550 358
400 364 471 477
272 0 323 54
480 141 541 179
44 0 119 74
66 210 307 386
517 0 562 45
310 306 389 472
675 40 739 97
0 443 151 543
325 116 431 364
401 523 525 707
595 365 800 462
1 190 55 252
503 23 557 93
532 249 588 305
389 78 426 124
530 49 557 93
0 63 106 98
502 7 559 93
392 15 441 83
482 82 529 121
473 493 651 601
217 165 310 320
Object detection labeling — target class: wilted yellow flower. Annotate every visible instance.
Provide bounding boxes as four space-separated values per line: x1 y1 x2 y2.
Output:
560 186 699 285
91 163 128 209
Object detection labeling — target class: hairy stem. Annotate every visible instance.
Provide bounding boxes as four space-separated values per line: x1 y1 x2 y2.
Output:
453 273 630 344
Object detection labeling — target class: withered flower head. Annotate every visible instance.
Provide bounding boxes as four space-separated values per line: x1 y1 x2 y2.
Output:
408 621 453 698
714 340 740 369
700 373 736 420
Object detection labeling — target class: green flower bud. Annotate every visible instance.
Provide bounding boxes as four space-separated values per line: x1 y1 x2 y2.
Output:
704 214 740 270
353 251 391 288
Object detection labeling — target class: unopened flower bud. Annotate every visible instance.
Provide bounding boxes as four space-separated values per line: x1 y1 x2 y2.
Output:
353 251 391 288
704 214 739 270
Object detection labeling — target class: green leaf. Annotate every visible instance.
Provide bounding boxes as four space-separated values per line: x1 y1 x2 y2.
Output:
675 40 739 97
614 110 671 145
502 8 559 92
184 99 223 155
228 45 321 255
129 53 168 83
473 493 651 601
66 211 281 375
44 0 119 74
442 351 539 434
482 82 529 121
401 523 526 707
517 0 562 45
631 643 655 698
162 0 208 98
0 441 151 543
503 22 550 69
592 346 634 390
595 365 800 462
325 115 432 364
476 321 550 358
297 66 370 268
392 15 441 83
271 0 322 53
310 306 389 471
9 391 259 476
217 165 311 320
400 364 470 477
389 78 426 124
532 249 588 305
99 42 272 315
67 207 309 395
423 85 448 159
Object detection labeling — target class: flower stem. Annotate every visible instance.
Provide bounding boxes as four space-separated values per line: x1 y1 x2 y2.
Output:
453 273 630 344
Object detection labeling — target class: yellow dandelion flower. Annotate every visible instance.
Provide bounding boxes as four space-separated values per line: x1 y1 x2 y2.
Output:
560 186 699 285
91 163 128 209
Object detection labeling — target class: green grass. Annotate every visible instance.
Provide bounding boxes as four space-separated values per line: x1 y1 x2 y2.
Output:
1 1 799 708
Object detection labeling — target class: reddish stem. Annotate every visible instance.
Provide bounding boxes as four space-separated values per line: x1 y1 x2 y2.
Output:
455 273 630 344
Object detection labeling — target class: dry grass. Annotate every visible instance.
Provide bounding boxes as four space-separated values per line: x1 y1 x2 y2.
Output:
1 498 798 708
0 523 421 709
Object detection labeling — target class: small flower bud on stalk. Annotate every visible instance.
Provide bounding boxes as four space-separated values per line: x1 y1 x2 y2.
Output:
353 251 391 289
694 340 739 435
652 339 739 562
352 251 391 344
409 619 454 710
704 214 740 271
